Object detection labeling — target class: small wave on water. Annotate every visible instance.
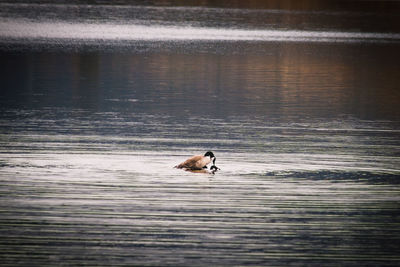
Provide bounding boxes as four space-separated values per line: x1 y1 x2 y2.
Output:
260 170 400 184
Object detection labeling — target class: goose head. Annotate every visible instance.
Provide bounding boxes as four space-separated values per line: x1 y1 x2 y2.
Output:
204 151 215 160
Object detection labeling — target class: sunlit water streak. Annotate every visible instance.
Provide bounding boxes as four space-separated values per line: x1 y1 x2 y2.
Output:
1 2 400 45
1 18 400 44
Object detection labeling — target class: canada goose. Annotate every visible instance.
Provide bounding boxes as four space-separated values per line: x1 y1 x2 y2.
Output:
175 151 219 171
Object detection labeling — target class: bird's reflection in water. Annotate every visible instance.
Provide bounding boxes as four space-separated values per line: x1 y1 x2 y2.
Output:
184 165 221 174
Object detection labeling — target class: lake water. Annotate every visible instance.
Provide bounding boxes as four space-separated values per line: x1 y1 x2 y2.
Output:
1 1 400 266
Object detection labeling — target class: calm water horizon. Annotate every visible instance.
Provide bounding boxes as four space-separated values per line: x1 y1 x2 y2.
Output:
1 1 400 266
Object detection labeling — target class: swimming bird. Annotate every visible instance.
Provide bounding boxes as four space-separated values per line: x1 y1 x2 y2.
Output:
175 151 217 171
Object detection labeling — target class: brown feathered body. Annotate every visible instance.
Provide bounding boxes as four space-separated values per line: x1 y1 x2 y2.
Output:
175 154 212 170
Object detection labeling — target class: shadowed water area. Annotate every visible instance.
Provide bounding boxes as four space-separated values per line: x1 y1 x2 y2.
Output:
1 1 400 266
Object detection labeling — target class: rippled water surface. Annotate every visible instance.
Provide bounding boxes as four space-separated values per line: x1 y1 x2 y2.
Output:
1 1 400 266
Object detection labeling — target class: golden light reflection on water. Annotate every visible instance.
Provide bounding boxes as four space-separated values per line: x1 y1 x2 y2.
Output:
26 42 397 120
